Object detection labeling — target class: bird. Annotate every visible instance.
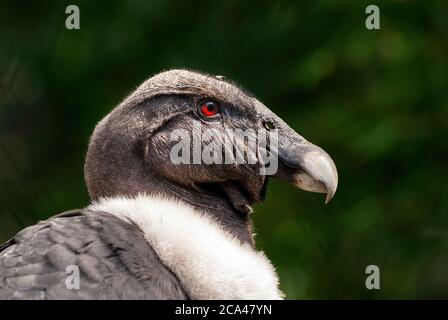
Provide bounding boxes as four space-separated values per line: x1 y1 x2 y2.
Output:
0 69 338 300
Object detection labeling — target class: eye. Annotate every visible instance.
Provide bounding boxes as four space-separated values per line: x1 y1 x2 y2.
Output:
199 100 220 118
263 120 276 130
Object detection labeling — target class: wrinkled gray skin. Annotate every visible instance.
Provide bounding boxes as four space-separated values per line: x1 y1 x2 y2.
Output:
0 70 337 299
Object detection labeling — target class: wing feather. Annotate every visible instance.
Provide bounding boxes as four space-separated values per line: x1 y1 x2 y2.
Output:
0 210 188 300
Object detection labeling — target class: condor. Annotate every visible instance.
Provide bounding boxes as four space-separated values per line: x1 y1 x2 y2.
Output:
0 70 337 299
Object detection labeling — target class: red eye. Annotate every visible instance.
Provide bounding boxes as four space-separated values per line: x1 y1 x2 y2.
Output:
200 101 220 117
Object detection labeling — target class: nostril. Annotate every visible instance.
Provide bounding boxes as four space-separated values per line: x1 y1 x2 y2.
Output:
263 120 276 130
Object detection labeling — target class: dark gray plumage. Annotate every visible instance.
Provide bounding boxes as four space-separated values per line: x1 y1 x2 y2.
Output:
0 69 338 299
0 210 188 299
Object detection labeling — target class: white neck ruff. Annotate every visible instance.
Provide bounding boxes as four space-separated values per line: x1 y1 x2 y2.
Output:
88 194 284 300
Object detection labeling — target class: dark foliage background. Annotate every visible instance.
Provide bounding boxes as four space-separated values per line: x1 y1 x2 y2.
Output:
0 0 447 298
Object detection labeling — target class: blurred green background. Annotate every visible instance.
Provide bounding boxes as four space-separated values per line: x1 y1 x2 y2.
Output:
0 0 447 299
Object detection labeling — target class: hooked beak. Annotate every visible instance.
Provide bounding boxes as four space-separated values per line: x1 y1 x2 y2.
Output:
274 141 338 204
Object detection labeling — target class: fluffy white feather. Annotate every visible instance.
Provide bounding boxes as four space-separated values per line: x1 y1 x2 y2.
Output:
87 194 284 300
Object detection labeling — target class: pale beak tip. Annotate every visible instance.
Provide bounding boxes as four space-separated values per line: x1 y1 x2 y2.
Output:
325 191 334 204
323 177 338 204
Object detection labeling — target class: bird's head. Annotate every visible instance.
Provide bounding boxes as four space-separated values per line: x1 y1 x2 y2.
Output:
85 69 337 229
